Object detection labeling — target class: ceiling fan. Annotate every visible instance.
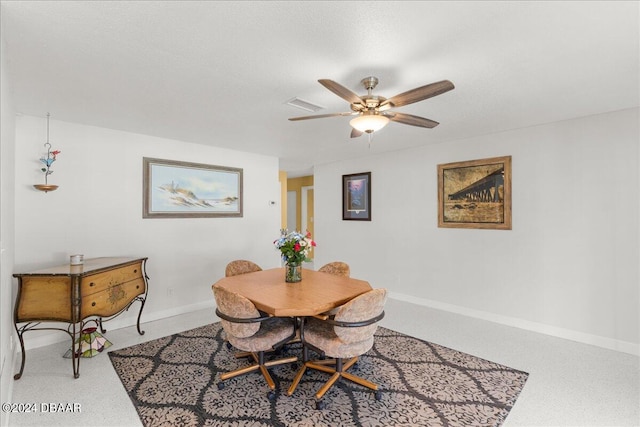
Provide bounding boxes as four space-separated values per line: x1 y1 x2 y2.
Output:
289 76 454 138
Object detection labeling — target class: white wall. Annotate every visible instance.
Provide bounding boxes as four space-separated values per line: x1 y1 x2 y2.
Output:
13 116 282 348
314 108 639 354
0 23 17 427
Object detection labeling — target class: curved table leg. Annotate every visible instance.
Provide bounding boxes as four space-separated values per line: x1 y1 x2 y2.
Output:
136 297 146 336
13 324 26 380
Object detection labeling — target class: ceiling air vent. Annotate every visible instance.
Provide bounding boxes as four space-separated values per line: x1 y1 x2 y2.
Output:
285 97 324 112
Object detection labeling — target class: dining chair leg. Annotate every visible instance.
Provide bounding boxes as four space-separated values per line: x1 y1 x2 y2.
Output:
305 362 336 374
304 356 379 404
264 356 297 368
219 352 296 386
287 344 310 396
260 354 297 390
219 363 260 380
287 364 307 396
288 358 339 395
310 359 337 366
260 365 276 389
315 372 341 400
341 371 378 390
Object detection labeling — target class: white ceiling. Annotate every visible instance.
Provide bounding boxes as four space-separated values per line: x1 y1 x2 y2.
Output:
2 1 638 176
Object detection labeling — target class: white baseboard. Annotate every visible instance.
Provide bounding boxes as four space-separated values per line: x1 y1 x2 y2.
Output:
389 291 639 356
14 293 639 357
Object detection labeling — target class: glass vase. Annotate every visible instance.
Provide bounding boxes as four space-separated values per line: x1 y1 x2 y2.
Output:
285 264 302 283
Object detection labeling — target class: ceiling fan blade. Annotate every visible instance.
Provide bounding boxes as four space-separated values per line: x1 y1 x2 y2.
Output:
381 80 454 108
289 112 355 121
318 79 364 105
385 112 440 128
350 128 363 138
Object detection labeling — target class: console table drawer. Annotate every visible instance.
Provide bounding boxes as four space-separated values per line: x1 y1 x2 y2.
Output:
81 277 146 317
81 261 144 295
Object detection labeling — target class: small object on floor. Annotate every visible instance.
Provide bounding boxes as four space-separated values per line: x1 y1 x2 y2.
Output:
63 327 112 359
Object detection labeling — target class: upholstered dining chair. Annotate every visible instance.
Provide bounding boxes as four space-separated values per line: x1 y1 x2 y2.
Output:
287 288 387 409
222 260 263 351
225 259 263 277
213 285 297 399
318 261 351 316
317 261 350 277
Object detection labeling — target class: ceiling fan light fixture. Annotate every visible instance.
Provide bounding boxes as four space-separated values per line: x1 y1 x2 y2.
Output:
349 113 389 133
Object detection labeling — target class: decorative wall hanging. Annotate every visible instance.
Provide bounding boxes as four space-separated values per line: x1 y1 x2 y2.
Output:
342 172 371 221
143 157 243 218
438 156 512 230
34 113 61 193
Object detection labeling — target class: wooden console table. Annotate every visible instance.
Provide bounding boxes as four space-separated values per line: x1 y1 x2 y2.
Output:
12 257 149 379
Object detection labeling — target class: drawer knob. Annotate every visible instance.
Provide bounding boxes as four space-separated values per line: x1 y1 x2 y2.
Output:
91 302 96 307
90 282 95 287
134 269 138 273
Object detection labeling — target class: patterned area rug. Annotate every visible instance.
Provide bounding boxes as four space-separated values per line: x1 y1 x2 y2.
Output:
109 323 528 426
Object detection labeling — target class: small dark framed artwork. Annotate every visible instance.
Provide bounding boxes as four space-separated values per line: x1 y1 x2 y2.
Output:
342 172 371 221
437 155 512 229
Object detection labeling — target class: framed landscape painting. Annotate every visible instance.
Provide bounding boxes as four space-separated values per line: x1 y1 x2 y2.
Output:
143 157 243 218
342 172 371 221
438 156 511 230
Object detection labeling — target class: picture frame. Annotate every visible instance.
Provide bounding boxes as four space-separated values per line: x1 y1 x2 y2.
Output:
342 172 371 221
143 157 242 218
438 156 511 230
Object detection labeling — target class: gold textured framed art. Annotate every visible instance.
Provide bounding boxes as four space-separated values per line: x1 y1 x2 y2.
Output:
438 156 511 230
